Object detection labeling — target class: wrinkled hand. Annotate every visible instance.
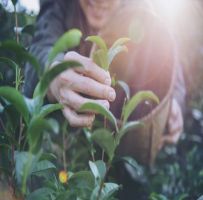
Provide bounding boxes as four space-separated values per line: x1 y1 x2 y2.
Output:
159 98 184 149
47 51 116 127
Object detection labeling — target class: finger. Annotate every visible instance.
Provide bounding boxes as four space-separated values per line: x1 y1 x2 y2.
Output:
64 51 111 86
62 106 95 127
59 89 110 111
60 70 116 102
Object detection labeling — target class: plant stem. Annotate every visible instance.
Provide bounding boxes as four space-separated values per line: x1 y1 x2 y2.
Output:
18 117 24 148
14 5 19 44
62 126 67 170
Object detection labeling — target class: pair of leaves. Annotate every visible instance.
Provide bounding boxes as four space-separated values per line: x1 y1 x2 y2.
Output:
86 36 130 71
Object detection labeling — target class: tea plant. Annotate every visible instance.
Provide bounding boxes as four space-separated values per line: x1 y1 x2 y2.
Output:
0 16 160 199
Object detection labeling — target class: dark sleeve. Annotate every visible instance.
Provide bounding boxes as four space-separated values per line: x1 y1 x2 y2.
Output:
23 0 67 97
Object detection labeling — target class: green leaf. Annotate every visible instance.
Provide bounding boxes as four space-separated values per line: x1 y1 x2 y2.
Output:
89 160 100 182
0 57 19 71
117 121 142 144
38 104 63 118
34 61 81 98
27 117 54 153
14 151 36 186
92 129 115 160
108 45 128 66
27 188 54 200
95 160 106 181
118 157 144 182
24 96 42 116
4 104 20 131
117 80 130 100
32 160 56 174
0 40 25 55
69 171 95 189
111 38 130 49
89 160 106 184
149 193 168 200
80 102 118 131
0 86 29 124
86 35 107 51
90 183 119 200
48 29 82 65
0 41 41 76
93 49 109 70
122 91 159 123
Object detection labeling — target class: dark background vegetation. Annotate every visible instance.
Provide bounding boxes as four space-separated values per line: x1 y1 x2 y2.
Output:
0 1 203 199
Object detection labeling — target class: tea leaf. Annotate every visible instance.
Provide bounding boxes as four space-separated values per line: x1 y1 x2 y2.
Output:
27 188 54 200
108 45 128 66
92 49 109 70
38 103 63 118
24 96 42 115
0 57 19 71
111 38 130 49
27 117 53 153
48 29 82 65
90 183 119 200
117 80 130 100
0 41 41 76
14 151 36 186
0 86 29 124
122 91 159 123
69 171 95 189
92 129 115 160
32 160 56 174
89 161 100 183
89 160 106 185
34 61 81 98
117 121 142 144
149 193 168 200
118 157 145 182
80 102 118 131
86 35 107 51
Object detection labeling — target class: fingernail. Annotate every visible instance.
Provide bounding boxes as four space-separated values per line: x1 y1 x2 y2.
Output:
104 77 111 86
108 90 116 101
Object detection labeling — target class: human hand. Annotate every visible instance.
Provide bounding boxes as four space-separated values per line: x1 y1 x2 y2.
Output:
47 51 116 127
159 98 184 149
